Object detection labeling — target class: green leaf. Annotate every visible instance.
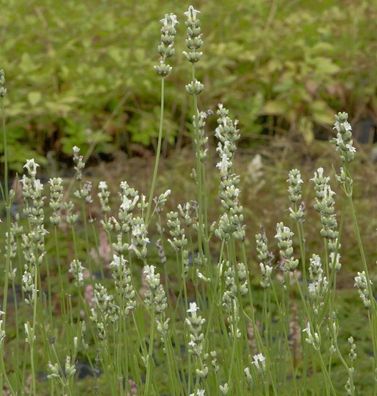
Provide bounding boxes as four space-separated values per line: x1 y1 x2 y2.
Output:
262 100 286 116
298 117 314 144
311 101 334 125
27 92 42 106
314 57 340 75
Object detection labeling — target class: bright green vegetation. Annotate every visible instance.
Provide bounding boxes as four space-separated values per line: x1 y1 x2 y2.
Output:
1 4 377 396
1 0 376 170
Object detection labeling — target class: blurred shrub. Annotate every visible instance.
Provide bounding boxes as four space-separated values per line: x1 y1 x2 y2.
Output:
0 0 376 170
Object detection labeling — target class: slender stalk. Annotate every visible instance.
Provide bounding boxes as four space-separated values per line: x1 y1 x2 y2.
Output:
190 66 207 259
146 78 165 225
30 264 39 396
0 98 10 392
1 98 8 203
145 312 156 395
54 226 66 317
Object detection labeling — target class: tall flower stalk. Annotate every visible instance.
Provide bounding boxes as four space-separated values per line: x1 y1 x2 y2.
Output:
183 5 209 257
0 69 9 394
331 113 377 379
146 13 178 225
0 69 8 203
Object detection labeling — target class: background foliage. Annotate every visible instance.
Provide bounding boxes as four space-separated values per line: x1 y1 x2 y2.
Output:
1 0 376 170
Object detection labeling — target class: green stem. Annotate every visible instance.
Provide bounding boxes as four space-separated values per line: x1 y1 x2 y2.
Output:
2 98 8 202
145 312 156 395
146 78 165 225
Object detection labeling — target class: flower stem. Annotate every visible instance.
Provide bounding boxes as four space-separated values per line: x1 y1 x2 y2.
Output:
146 78 165 225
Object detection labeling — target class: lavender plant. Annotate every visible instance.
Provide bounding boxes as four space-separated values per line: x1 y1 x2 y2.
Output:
1 5 376 396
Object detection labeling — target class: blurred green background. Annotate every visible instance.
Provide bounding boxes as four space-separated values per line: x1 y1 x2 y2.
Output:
1 0 376 171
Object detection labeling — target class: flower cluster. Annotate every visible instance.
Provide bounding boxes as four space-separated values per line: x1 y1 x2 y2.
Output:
74 180 93 204
166 211 188 251
354 271 372 308
154 189 171 214
311 168 341 269
275 222 298 272
143 265 167 315
129 217 149 259
49 177 64 225
69 259 86 287
184 5 204 95
215 104 240 169
183 6 203 63
72 146 85 181
0 311 5 345
332 112 356 163
311 168 338 243
178 201 197 228
252 353 266 372
345 336 357 395
21 159 47 304
303 322 320 351
98 181 111 214
244 353 266 385
193 111 209 162
186 302 208 378
109 254 136 315
154 13 178 77
214 105 245 241
0 69 6 97
308 254 328 313
64 200 79 225
90 284 119 340
114 181 139 234
222 263 245 338
287 169 305 222
256 231 274 288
